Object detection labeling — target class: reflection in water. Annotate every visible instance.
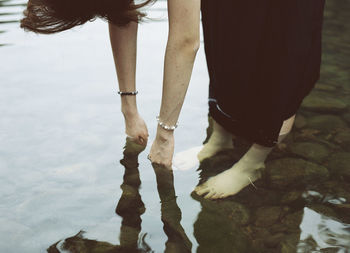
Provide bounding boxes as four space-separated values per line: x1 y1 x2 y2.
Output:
152 165 192 253
0 0 25 46
47 138 152 253
48 138 191 253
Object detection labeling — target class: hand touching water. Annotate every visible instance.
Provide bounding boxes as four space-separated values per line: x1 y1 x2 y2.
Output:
123 112 149 146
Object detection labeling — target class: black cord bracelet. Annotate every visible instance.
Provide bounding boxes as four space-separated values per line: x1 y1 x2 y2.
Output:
117 91 138 96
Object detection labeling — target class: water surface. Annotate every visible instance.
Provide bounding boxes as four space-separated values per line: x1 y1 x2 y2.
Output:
0 1 350 252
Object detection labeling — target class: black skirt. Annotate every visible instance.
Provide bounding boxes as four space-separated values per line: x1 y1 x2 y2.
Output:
201 0 325 147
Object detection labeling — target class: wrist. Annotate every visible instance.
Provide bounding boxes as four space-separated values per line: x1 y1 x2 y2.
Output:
122 106 138 118
156 125 174 141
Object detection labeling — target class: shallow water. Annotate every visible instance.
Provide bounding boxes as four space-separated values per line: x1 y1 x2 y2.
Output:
0 0 349 252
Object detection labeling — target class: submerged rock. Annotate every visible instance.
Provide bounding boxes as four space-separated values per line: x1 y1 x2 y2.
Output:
297 236 319 253
196 197 251 226
301 91 347 113
294 114 307 129
289 142 329 162
254 206 283 227
281 191 304 205
327 152 350 180
333 128 350 151
280 233 300 253
314 83 338 92
266 158 329 189
193 204 251 253
343 112 350 125
307 204 337 218
282 210 303 229
264 233 286 248
320 248 342 253
307 115 347 132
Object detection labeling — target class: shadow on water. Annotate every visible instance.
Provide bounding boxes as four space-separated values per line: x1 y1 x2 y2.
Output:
48 138 191 253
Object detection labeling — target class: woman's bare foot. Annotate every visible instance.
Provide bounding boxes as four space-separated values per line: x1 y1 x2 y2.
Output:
197 120 233 162
195 141 275 199
194 159 265 199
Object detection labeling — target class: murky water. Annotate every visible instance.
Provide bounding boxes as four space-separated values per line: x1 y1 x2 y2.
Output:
0 0 349 252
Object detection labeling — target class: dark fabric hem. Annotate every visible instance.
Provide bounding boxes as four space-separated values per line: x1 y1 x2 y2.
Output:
209 100 283 148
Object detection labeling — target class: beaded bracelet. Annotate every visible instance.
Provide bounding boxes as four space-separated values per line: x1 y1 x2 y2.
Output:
156 116 178 131
117 91 138 96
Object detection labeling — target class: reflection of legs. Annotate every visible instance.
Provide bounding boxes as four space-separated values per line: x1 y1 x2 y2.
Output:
195 114 296 199
116 138 146 249
197 119 234 161
153 165 192 253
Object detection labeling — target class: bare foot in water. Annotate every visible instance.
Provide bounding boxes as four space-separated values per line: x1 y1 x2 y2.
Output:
194 158 265 199
197 120 234 162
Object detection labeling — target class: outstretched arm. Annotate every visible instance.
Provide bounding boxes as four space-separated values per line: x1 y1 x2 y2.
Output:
149 0 201 167
109 21 148 145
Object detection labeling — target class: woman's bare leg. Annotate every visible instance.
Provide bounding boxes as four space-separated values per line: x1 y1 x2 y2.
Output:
197 119 234 161
195 114 296 199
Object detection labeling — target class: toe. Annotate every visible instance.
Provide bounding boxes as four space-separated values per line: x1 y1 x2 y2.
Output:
204 190 217 199
211 192 223 199
216 193 226 199
195 183 206 192
221 192 234 199
195 185 210 196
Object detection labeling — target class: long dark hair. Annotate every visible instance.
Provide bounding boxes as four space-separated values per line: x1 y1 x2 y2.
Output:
20 0 154 34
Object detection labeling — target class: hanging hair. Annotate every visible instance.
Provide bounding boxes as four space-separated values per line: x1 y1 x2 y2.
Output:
20 0 154 34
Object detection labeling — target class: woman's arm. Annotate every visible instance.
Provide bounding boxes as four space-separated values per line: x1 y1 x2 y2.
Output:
149 0 201 167
109 21 148 145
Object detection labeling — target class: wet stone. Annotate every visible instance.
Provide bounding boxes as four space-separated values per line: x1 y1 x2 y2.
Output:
320 248 342 253
314 83 338 92
294 114 307 129
220 201 251 225
281 210 303 232
327 152 350 180
194 207 251 253
307 114 347 132
281 191 304 205
264 233 286 248
196 197 251 226
270 223 289 234
280 233 300 253
266 158 329 189
254 206 283 227
289 142 329 162
307 204 338 218
333 128 350 151
301 91 348 113
343 112 350 125
298 236 319 252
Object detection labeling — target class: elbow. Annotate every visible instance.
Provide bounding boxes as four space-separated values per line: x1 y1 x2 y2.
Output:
168 35 200 56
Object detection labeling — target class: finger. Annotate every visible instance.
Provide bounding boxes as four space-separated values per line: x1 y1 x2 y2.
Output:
138 136 145 145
